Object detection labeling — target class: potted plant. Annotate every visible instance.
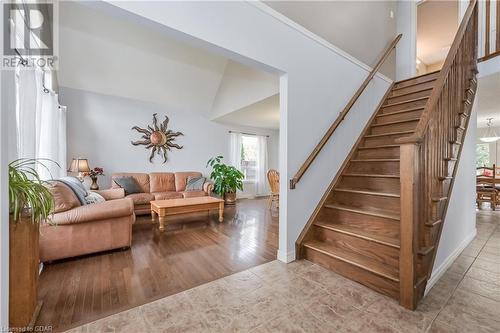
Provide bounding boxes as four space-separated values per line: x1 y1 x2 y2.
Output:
8 159 55 329
206 155 244 205
84 167 104 190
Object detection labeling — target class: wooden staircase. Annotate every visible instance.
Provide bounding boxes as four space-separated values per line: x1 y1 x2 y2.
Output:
294 0 479 309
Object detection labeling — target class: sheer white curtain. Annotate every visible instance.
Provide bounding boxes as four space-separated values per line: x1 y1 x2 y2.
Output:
16 68 66 179
229 132 242 170
255 135 269 196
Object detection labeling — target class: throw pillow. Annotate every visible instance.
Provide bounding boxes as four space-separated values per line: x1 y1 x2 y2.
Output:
58 176 88 205
114 176 142 195
85 191 106 205
185 176 206 191
47 181 81 213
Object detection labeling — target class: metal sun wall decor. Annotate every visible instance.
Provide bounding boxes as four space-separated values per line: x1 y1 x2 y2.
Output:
131 113 184 163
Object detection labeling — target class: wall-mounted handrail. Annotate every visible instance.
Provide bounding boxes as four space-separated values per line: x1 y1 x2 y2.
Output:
289 34 402 189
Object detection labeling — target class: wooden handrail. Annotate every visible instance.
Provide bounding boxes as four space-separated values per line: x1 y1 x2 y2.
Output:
397 0 478 144
289 34 402 189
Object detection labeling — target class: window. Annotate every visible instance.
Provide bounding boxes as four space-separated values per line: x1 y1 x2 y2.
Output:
476 143 490 167
240 135 258 181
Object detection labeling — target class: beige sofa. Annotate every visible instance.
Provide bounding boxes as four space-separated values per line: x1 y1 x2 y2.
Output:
40 184 135 262
111 172 213 215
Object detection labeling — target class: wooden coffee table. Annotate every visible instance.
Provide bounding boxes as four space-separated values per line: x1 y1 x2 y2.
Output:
151 197 225 231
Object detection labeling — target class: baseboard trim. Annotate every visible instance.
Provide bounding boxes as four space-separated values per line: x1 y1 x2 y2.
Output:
277 249 296 263
424 228 477 295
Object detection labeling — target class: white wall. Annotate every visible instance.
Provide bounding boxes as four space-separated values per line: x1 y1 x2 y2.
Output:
210 60 279 120
264 0 397 79
396 0 417 80
428 106 477 289
60 87 279 191
99 0 392 262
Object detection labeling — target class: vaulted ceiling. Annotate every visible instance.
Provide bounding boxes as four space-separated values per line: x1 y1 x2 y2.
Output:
58 1 279 128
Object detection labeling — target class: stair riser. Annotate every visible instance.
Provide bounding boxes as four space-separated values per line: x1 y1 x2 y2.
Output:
364 134 411 147
381 98 428 113
317 209 400 239
448 143 461 159
386 89 432 105
347 160 399 175
431 200 447 221
393 71 440 90
356 147 400 159
375 109 424 124
441 179 452 196
339 176 400 194
370 120 419 135
314 227 400 267
389 80 436 98
303 248 400 300
446 160 457 177
456 114 467 129
329 192 400 215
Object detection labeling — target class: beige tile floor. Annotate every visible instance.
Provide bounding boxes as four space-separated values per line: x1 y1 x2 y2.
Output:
66 211 500 333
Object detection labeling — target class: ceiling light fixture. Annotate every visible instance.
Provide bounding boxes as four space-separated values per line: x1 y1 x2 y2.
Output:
480 118 500 142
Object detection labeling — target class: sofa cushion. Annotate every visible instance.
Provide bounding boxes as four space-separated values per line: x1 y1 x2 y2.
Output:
58 176 88 205
47 181 80 213
126 193 155 205
153 191 183 200
149 173 176 192
114 176 142 195
85 192 106 205
181 190 207 198
112 173 150 193
175 172 202 192
185 176 206 191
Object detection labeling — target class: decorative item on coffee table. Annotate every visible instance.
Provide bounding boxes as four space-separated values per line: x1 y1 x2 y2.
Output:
131 113 184 163
9 159 56 331
206 155 244 205
84 167 104 190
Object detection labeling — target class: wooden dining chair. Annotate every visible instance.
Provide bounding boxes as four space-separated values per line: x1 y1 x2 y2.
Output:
267 169 279 210
476 164 497 210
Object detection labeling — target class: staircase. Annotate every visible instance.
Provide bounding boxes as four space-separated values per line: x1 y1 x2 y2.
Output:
293 0 479 310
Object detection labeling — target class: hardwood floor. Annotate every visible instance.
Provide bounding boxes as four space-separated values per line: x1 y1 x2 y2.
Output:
36 198 278 332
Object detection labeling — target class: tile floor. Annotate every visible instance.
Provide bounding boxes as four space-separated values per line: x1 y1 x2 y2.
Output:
66 211 500 332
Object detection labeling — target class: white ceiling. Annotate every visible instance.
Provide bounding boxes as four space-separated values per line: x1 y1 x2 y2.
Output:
216 94 280 130
58 1 279 129
476 72 500 128
417 0 458 66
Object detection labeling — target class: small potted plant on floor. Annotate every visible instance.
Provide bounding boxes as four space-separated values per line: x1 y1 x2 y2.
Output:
9 159 55 329
206 155 244 205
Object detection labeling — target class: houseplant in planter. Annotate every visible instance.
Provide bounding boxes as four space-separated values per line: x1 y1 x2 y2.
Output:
9 159 54 329
206 155 244 205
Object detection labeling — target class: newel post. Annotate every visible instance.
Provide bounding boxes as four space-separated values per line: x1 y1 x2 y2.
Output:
399 143 420 310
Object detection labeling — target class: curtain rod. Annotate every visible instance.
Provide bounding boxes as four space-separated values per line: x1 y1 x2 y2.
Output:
228 130 269 138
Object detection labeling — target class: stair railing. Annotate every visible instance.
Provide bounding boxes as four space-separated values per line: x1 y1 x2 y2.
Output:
479 0 500 61
397 0 478 310
289 34 402 189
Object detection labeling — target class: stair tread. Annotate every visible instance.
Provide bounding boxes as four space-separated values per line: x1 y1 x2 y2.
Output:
371 118 421 127
334 188 400 198
343 173 400 178
393 70 440 87
324 203 400 220
314 221 400 248
365 131 413 138
351 158 400 162
303 240 400 282
358 144 400 149
382 96 428 108
389 87 433 98
377 107 425 117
